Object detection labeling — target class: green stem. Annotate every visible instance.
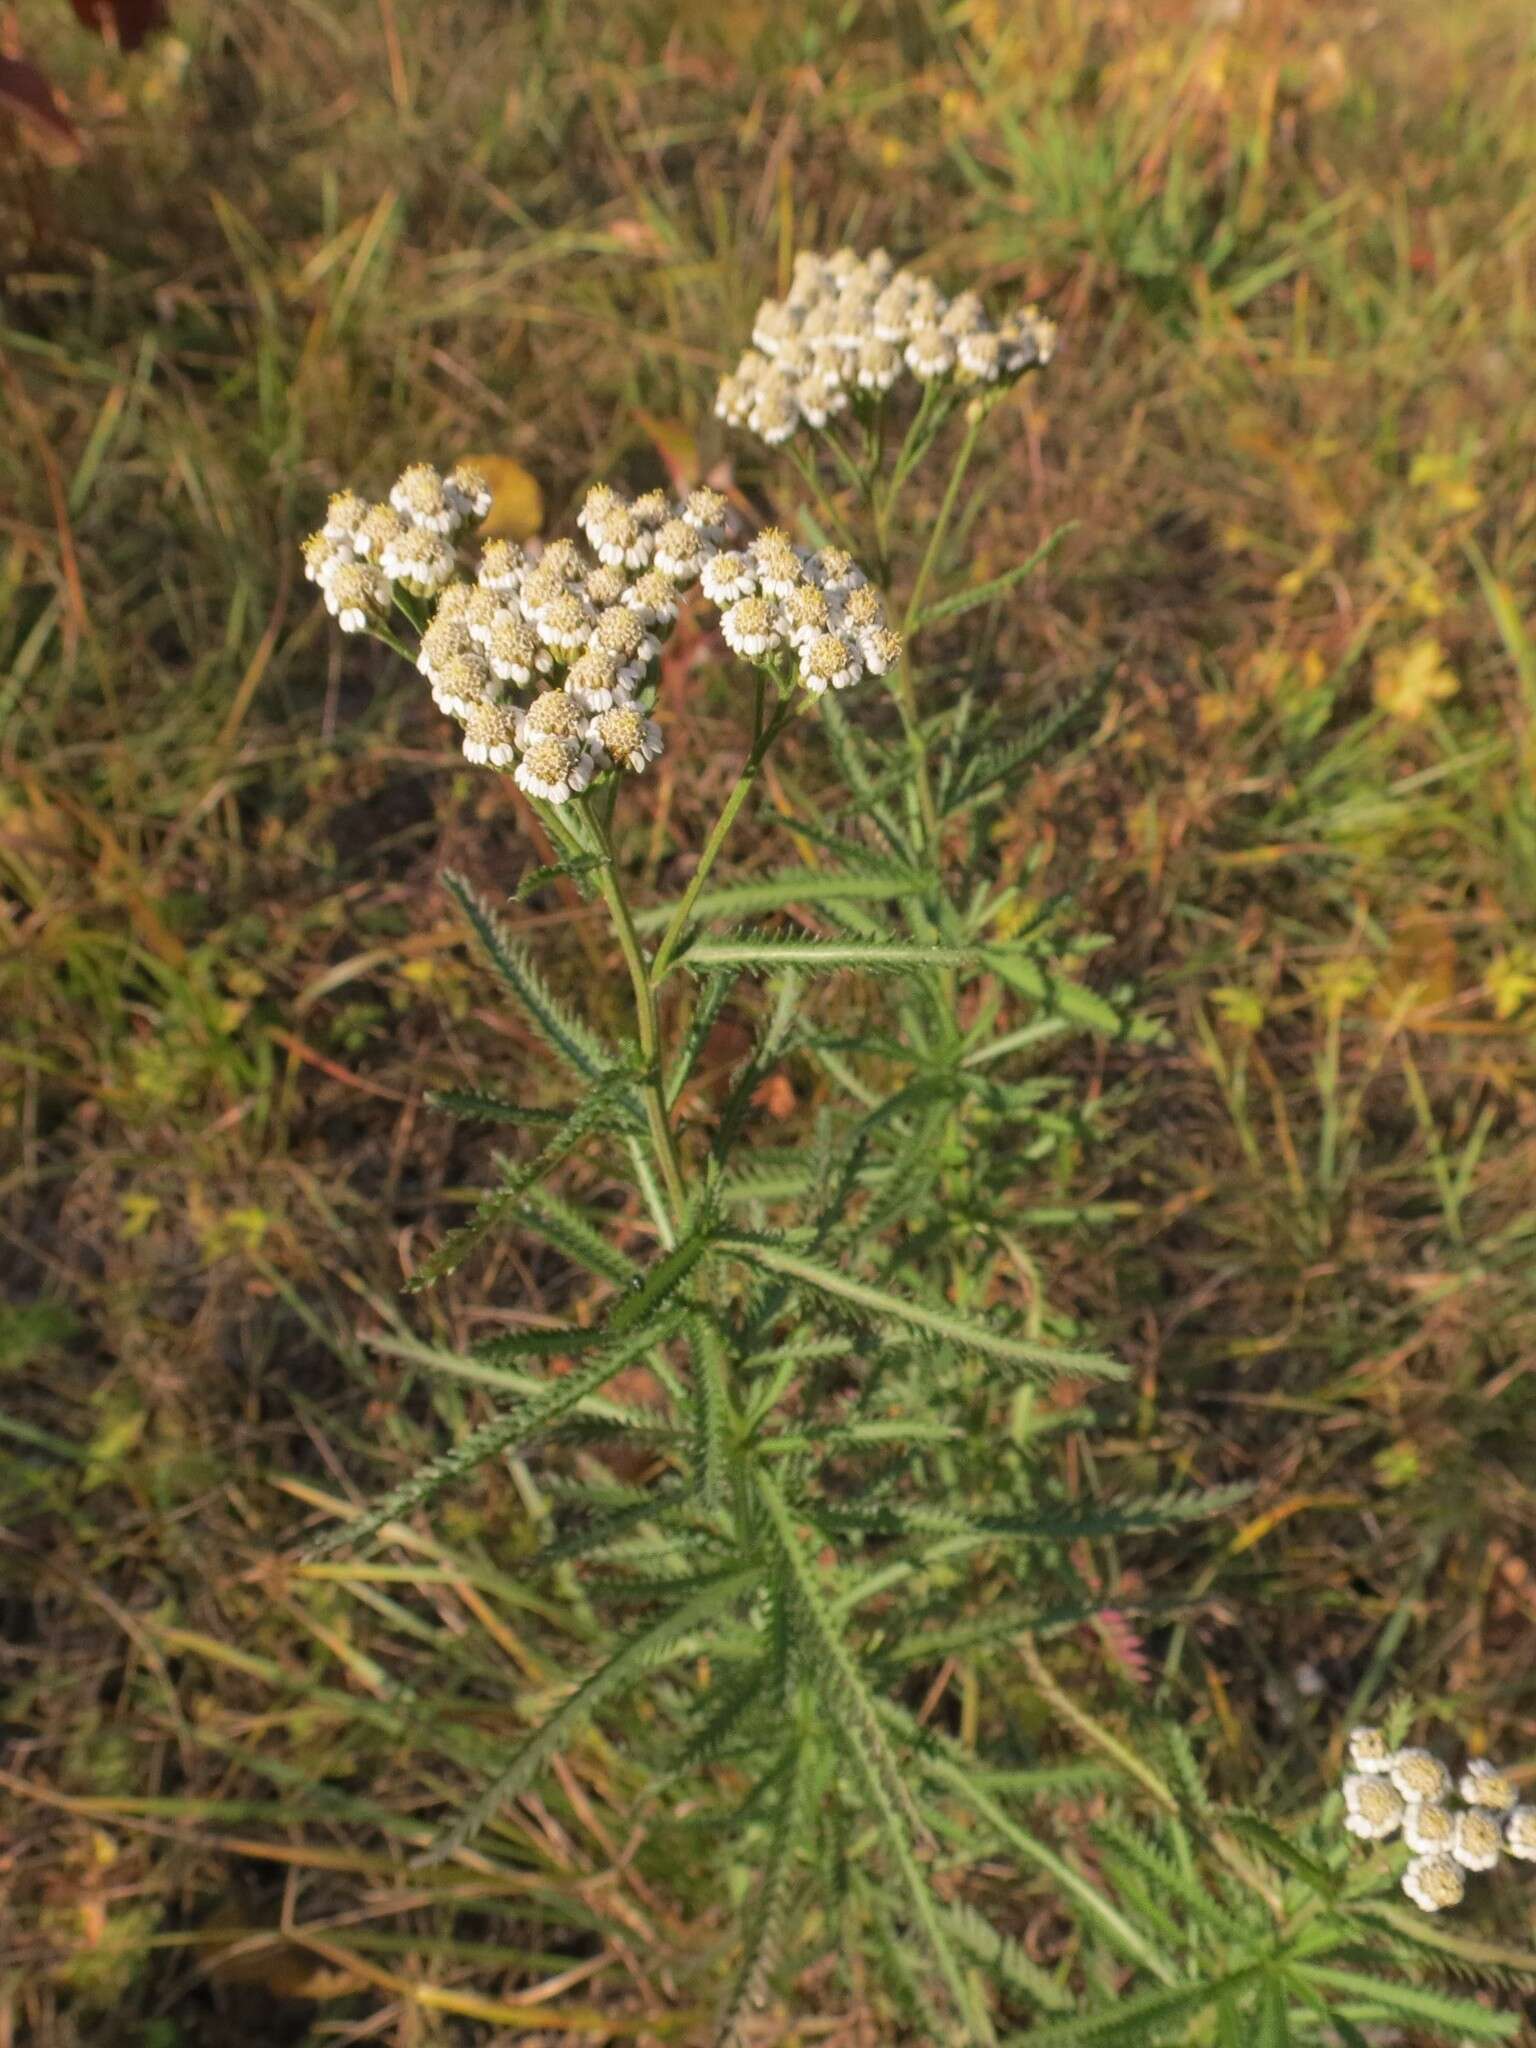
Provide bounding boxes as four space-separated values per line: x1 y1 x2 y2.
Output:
783 440 861 557
585 810 688 1224
650 693 798 986
888 400 993 855
902 400 988 639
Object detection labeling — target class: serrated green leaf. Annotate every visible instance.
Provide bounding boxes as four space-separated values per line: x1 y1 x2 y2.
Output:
407 1068 638 1291
426 1087 580 1129
1296 1964 1518 2039
638 865 931 931
307 1309 689 1560
443 869 612 1081
715 1235 1125 1379
914 522 1076 629
418 1569 753 1866
514 853 608 901
684 934 981 976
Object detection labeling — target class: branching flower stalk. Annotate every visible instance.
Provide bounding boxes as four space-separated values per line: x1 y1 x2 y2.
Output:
293 254 1536 2045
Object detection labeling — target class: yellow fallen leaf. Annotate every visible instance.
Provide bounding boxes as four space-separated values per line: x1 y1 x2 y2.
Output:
462 454 542 541
1230 1492 1358 1554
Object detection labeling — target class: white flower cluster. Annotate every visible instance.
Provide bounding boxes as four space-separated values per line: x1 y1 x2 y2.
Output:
303 474 893 801
710 528 901 695
715 246 1058 447
1342 1727 1533 1913
302 462 495 622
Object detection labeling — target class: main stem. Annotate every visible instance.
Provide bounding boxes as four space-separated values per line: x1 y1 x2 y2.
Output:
650 695 797 986
887 402 988 858
589 820 689 1223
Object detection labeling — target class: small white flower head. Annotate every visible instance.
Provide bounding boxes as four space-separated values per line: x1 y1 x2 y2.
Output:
444 462 492 523
595 509 651 570
805 546 864 597
782 583 833 646
1505 1806 1536 1861
631 488 671 531
653 518 705 584
720 595 782 660
1346 1727 1394 1776
432 648 496 721
1402 1852 1465 1914
797 375 844 429
682 486 730 542
855 338 903 392
584 561 629 606
518 561 569 624
1341 1774 1404 1841
577 483 624 540
418 613 473 681
996 315 1041 376
751 531 803 599
841 584 886 634
701 550 757 606
390 462 458 535
1023 306 1060 365
321 490 369 544
1402 1802 1455 1855
302 530 351 587
536 538 583 581
477 538 526 595
831 288 879 353
517 688 590 749
860 624 904 676
1459 1759 1516 1812
564 647 627 713
535 591 595 656
460 698 520 768
714 372 750 426
484 613 551 686
325 561 390 633
957 329 1006 384
590 703 663 773
905 325 958 380
515 733 593 804
461 587 504 646
354 503 410 561
752 298 802 357
382 530 456 596
623 569 679 625
1390 1750 1453 1805
748 380 800 446
872 279 917 343
432 581 476 624
801 630 864 696
939 289 987 339
592 604 656 680
1451 1809 1503 1873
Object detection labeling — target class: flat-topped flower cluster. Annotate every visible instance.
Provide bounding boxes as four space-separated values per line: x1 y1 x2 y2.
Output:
716 245 1058 446
301 471 898 803
1342 1726 1534 1913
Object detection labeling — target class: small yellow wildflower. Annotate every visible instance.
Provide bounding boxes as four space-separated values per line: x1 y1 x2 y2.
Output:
1373 637 1458 722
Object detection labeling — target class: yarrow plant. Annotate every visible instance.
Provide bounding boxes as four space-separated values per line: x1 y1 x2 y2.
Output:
294 253 1535 2043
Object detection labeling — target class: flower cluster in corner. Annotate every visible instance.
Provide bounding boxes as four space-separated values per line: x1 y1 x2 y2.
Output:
301 472 896 801
1342 1726 1533 1913
715 245 1058 446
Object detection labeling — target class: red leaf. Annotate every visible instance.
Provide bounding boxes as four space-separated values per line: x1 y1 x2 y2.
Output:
69 0 170 52
1090 1607 1152 1690
0 54 83 165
